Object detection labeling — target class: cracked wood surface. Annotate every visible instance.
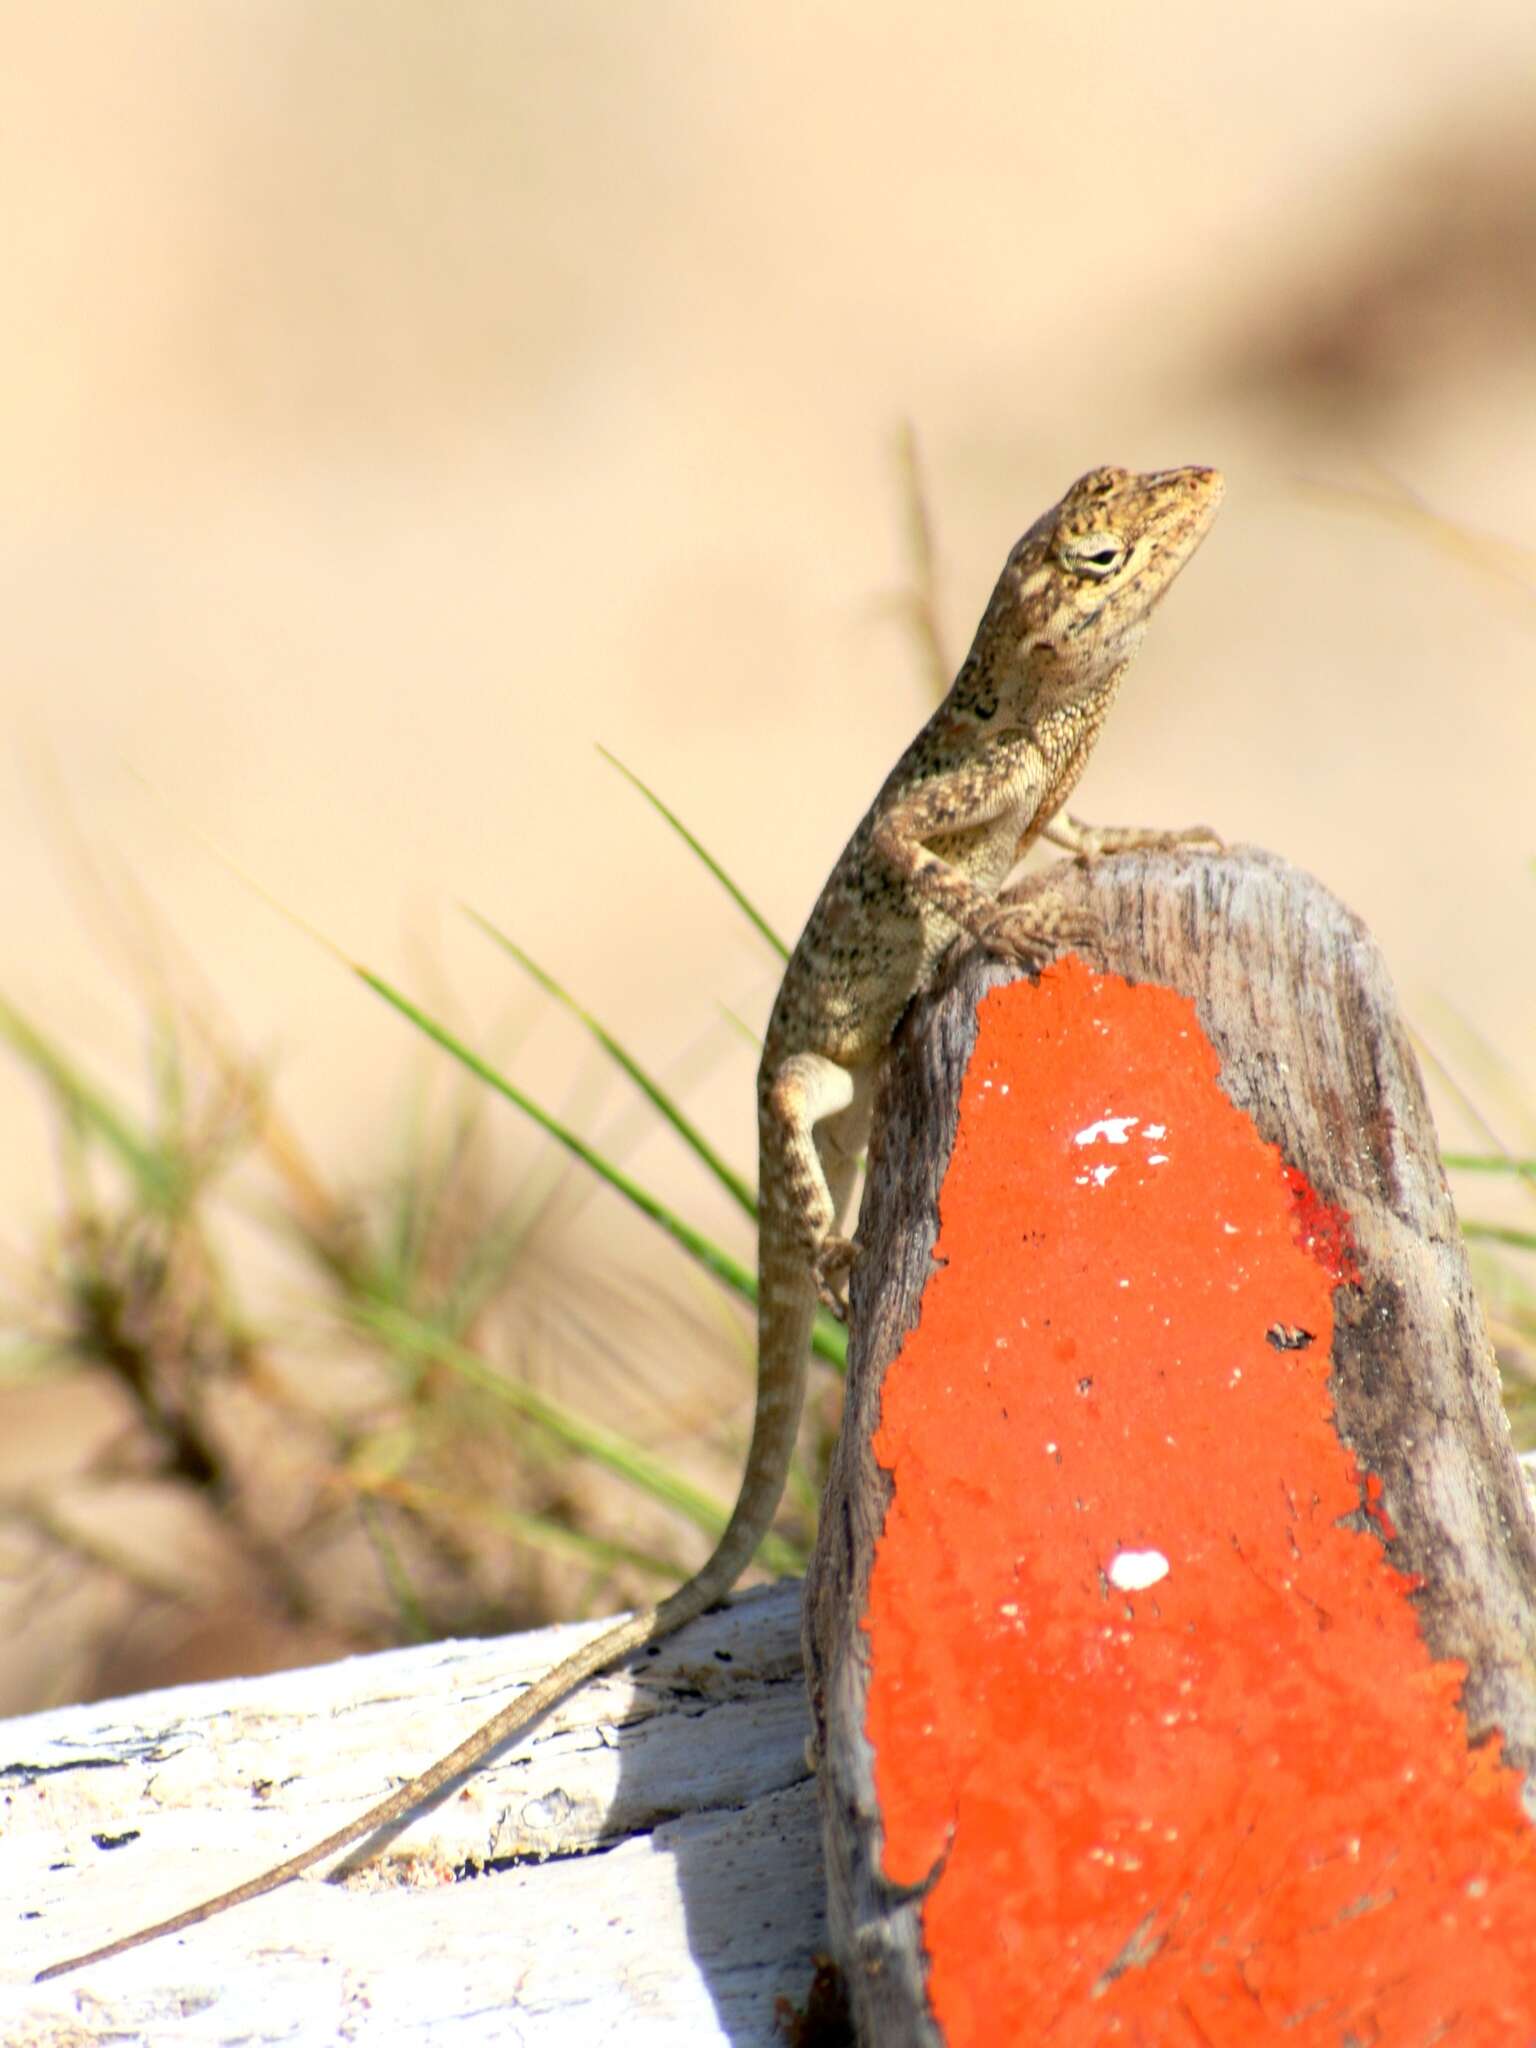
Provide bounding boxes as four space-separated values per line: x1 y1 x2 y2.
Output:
5 1582 823 2046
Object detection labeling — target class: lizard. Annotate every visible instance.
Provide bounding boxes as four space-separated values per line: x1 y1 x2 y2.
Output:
37 460 1224 1982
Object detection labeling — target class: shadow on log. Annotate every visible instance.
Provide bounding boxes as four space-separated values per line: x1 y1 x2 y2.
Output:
6 1585 824 2045
803 846 1536 2047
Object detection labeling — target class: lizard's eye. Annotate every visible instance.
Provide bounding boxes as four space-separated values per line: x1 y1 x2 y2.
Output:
1056 532 1127 582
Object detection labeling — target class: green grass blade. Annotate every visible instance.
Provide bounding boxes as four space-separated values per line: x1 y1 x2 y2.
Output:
466 907 757 1219
375 1476 686 1586
356 965 748 1284
0 995 184 1212
352 964 846 1370
1463 1222 1536 1253
1444 1153 1536 1177
597 744 789 960
811 1312 847 1370
354 1495 434 1642
355 1299 803 1574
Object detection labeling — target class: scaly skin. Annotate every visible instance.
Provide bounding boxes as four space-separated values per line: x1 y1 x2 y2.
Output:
37 462 1223 1982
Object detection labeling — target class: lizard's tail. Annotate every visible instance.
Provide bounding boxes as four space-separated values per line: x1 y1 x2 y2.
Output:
37 1264 818 1982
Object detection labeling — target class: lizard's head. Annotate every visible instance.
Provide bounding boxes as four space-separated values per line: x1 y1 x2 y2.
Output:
989 463 1225 707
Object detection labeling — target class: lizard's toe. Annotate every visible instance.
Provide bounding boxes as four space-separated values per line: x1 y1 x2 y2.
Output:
975 900 1096 968
813 1234 859 1318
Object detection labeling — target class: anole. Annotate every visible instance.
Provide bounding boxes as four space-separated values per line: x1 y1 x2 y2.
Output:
38 461 1223 1981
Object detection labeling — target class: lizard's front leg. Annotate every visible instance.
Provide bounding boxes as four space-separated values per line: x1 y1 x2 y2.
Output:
762 1053 865 1316
871 746 1094 968
1043 810 1223 857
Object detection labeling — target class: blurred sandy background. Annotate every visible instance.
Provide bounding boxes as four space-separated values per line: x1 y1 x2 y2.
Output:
3 3 1535 1713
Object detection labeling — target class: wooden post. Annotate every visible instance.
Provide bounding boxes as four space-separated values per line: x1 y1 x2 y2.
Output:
803 847 1536 2048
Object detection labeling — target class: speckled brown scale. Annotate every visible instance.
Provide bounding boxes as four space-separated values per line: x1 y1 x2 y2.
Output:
36 463 1225 1983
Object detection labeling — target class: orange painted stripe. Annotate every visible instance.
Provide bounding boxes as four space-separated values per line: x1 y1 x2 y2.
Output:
864 956 1536 2046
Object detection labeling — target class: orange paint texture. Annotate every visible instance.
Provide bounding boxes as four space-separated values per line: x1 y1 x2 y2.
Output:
865 956 1536 2046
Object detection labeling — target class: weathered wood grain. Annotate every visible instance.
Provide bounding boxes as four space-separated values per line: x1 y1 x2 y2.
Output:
802 846 1533 2045
5 1582 825 2046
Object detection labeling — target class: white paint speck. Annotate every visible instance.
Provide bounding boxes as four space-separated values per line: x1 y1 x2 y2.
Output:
1146 1153 1169 1166
1143 1123 1167 1140
1092 1164 1117 1187
1107 1548 1170 1592
1072 1115 1139 1148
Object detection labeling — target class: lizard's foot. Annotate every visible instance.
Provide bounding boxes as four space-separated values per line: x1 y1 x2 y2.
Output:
1147 821 1224 853
812 1233 858 1319
973 898 1096 969
1046 814 1224 859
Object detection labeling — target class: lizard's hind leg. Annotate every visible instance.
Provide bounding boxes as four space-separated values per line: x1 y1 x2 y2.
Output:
814 1089 873 1314
762 1053 867 1316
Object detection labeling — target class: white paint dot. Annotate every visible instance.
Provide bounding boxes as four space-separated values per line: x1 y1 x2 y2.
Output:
1072 1115 1139 1148
1107 1548 1170 1592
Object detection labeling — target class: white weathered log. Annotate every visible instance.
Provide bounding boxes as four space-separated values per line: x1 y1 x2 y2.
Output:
3 1582 824 2046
